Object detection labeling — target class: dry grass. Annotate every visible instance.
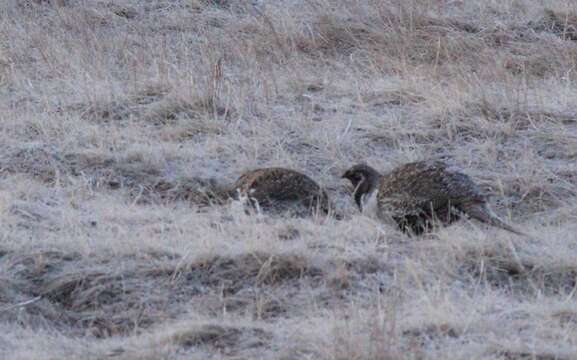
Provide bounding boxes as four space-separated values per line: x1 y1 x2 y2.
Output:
1 0 577 358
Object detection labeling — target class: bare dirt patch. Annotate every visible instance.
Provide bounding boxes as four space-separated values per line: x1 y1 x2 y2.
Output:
0 249 326 338
0 147 231 206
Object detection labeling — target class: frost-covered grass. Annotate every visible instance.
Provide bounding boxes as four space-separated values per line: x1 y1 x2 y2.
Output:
1 0 577 358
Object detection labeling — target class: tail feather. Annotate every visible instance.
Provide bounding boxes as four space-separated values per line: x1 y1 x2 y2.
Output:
460 202 526 236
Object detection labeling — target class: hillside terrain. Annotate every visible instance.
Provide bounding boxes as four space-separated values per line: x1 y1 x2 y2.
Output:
1 0 577 359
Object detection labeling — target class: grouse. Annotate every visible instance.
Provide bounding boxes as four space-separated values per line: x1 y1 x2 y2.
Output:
232 167 333 217
342 161 524 235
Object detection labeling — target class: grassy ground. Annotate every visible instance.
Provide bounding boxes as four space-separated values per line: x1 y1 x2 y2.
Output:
1 0 577 358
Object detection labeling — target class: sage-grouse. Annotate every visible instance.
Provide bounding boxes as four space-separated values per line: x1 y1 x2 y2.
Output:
342 161 524 235
232 167 333 216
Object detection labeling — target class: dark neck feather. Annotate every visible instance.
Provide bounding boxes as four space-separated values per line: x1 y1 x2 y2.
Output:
353 175 377 211
354 187 364 211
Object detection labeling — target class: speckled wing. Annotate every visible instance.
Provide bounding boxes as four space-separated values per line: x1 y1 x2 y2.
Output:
377 161 486 217
233 168 326 207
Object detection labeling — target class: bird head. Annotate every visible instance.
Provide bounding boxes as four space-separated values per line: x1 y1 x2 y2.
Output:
341 163 381 211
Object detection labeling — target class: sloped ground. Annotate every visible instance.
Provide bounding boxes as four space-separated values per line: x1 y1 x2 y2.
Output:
1 0 577 358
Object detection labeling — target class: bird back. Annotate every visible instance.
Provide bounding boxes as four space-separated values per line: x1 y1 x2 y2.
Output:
233 167 331 214
377 161 486 217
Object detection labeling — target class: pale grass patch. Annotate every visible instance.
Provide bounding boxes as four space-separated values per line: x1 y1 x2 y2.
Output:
1 0 577 358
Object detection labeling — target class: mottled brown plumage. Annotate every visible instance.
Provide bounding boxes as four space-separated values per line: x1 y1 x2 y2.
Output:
232 167 332 216
342 161 524 235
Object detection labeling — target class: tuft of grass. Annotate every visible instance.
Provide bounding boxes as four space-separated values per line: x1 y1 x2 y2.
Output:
192 251 323 293
534 9 577 41
164 322 271 351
